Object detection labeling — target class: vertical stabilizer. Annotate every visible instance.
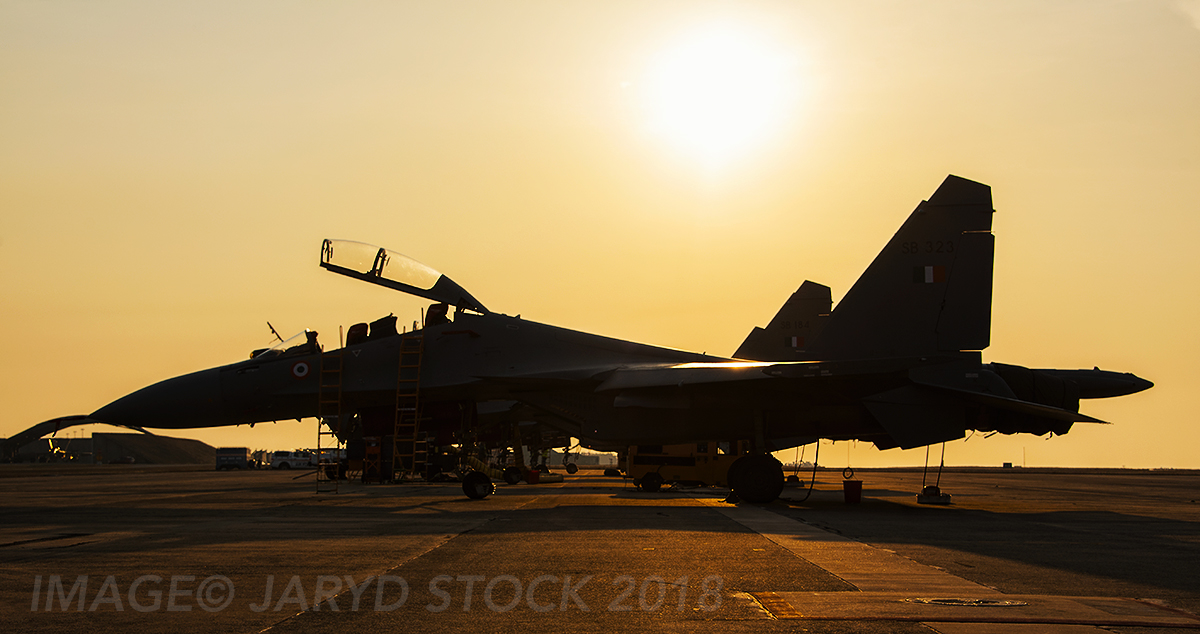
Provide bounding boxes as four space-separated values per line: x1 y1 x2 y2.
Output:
806 175 994 359
734 281 831 361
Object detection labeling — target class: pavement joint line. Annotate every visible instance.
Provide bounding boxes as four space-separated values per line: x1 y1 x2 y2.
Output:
695 499 1200 629
754 591 797 619
728 591 779 620
1132 598 1200 621
921 624 1109 633
699 498 997 595
753 592 1200 628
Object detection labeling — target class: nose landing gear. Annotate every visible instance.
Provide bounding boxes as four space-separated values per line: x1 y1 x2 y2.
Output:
462 470 495 499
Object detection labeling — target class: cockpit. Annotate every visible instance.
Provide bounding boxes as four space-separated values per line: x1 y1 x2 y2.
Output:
319 239 487 314
250 330 320 359
245 241 486 359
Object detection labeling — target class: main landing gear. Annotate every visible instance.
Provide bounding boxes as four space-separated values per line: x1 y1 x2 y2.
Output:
727 454 785 504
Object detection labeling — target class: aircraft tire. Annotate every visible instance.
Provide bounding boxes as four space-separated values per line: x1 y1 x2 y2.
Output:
731 455 784 504
502 466 522 485
726 457 750 493
603 468 622 478
565 463 579 474
641 471 664 492
462 471 495 499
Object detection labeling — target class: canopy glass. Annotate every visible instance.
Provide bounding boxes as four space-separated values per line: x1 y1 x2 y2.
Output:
320 239 487 313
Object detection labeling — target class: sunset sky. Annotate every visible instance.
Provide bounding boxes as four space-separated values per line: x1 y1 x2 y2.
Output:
2 1 1197 469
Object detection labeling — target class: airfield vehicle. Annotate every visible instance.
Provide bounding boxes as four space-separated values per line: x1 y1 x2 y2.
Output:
215 447 252 470
628 442 750 492
270 450 315 470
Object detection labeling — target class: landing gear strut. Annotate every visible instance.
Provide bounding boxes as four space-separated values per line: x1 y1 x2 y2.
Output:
562 443 579 474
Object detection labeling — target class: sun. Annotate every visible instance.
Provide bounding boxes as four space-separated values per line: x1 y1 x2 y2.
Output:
641 25 802 169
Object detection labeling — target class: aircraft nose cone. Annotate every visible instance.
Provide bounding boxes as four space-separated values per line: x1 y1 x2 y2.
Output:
1127 374 1154 394
90 368 224 429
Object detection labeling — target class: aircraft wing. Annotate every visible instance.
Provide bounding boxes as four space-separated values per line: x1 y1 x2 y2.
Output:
591 357 1107 424
595 361 778 391
594 357 923 392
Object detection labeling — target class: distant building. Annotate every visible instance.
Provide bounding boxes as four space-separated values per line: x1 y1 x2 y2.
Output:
7 433 214 464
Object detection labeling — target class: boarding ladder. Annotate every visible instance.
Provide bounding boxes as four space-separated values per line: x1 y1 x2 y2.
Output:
316 344 344 494
391 334 427 482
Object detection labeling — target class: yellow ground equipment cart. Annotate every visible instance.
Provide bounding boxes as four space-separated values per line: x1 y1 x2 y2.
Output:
627 441 750 492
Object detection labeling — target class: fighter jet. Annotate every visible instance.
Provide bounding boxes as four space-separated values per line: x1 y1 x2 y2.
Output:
6 176 1152 501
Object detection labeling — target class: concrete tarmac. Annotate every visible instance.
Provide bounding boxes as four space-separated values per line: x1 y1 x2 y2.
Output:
2 465 1198 633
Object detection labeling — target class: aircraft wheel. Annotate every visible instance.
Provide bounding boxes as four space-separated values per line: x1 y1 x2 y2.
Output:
726 457 750 492
603 468 622 478
641 472 664 493
731 455 784 504
565 463 579 475
462 471 495 499
502 466 522 485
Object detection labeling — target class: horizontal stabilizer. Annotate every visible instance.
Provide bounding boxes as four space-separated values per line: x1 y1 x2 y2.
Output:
914 380 1110 424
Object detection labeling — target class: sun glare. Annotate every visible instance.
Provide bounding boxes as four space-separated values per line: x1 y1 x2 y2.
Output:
642 25 801 169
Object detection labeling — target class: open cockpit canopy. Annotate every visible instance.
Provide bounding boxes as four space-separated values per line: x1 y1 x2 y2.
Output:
320 239 488 314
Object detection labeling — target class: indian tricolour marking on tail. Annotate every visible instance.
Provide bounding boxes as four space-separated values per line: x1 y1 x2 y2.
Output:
913 265 946 284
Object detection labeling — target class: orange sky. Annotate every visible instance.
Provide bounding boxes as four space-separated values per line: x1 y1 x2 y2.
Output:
2 1 1197 468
